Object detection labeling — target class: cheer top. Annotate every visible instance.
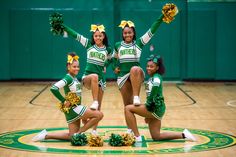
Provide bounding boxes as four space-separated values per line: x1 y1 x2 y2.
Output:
50 73 82 103
113 14 164 77
145 73 165 119
64 26 112 80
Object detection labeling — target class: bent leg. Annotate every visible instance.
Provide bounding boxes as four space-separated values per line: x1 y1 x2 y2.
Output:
92 87 104 130
83 74 99 102
78 109 103 133
125 104 154 137
129 66 144 97
148 119 183 140
120 80 133 106
45 119 81 140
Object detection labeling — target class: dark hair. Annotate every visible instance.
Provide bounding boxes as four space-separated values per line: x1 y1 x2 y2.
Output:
147 54 165 75
91 31 109 47
122 26 136 41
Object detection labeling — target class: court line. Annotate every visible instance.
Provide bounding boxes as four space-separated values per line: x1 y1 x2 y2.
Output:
176 83 196 105
29 84 50 106
226 100 236 107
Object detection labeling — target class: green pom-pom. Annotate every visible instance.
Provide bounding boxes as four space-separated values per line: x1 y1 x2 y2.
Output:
49 12 65 36
108 133 123 146
71 133 88 146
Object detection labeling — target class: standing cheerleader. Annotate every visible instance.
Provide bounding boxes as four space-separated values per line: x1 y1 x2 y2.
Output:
50 13 112 134
32 53 103 142
113 4 178 108
124 54 196 142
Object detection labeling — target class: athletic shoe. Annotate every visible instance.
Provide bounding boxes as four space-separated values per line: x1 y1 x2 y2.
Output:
126 129 133 134
183 129 197 142
133 96 141 106
135 136 142 142
32 129 47 142
91 130 98 135
90 101 99 110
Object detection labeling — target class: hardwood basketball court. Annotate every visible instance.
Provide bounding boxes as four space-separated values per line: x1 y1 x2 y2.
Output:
0 81 235 157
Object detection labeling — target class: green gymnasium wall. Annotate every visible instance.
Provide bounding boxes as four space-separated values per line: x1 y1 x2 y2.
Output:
0 0 236 81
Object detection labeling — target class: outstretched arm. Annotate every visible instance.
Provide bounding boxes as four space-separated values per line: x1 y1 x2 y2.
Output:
63 24 90 48
138 14 164 47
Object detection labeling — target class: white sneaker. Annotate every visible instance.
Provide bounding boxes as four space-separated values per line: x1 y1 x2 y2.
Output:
32 129 47 142
91 130 98 135
183 129 197 142
135 136 142 142
90 101 99 110
133 96 141 106
126 129 133 134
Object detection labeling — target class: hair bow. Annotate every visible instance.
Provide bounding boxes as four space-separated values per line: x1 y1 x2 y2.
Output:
90 24 105 32
147 54 160 64
118 20 135 29
67 55 79 64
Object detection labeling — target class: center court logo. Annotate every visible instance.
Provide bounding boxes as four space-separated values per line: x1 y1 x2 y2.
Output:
0 126 235 155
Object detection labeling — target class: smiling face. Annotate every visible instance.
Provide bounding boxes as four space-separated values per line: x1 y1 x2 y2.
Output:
146 60 159 77
67 61 80 76
93 31 105 47
122 27 134 43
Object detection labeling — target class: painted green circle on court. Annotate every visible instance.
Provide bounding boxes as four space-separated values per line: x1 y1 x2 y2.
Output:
0 126 235 154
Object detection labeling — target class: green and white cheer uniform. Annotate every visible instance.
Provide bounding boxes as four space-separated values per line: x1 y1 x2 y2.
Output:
65 26 112 91
113 14 164 89
145 73 166 120
50 74 87 124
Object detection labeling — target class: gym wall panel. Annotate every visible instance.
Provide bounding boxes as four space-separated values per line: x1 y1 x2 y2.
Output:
187 10 216 79
0 10 10 80
216 6 236 80
10 10 32 79
1 0 236 81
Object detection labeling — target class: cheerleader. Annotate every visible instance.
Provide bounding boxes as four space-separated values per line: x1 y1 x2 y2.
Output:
32 53 103 142
124 54 196 142
50 13 113 134
112 4 178 107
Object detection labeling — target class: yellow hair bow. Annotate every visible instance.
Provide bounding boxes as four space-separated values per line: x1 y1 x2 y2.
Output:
90 24 105 32
118 20 135 29
67 55 79 64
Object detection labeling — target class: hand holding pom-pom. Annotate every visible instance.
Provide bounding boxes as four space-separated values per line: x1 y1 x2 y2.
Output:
65 92 81 106
162 3 178 24
49 12 65 35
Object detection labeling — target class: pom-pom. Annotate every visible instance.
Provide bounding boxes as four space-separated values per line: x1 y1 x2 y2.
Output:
65 92 81 105
162 3 178 24
108 133 123 146
56 92 81 113
121 133 135 146
88 134 104 147
71 133 88 146
146 96 164 112
57 103 70 113
49 12 65 35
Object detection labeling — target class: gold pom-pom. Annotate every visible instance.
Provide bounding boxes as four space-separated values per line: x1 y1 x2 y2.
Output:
57 103 70 113
88 134 104 147
56 92 81 113
162 3 178 24
65 92 81 105
121 133 135 146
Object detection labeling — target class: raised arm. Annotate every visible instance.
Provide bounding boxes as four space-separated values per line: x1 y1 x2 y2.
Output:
138 14 164 47
49 12 90 48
